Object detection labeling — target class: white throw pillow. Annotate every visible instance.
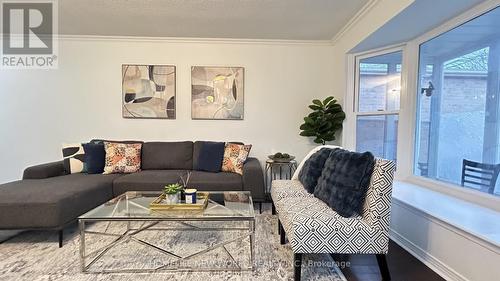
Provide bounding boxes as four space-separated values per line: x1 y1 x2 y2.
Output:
292 145 342 180
62 143 86 174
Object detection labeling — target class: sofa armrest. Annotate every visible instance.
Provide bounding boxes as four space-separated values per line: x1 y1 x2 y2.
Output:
23 161 66 179
242 157 265 202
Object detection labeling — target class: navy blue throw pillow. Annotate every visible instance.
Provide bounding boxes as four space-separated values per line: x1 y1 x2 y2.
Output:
83 143 106 174
314 149 375 218
298 148 333 193
195 141 225 173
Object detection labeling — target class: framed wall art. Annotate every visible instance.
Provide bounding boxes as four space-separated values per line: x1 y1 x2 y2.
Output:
122 64 176 119
191 66 244 120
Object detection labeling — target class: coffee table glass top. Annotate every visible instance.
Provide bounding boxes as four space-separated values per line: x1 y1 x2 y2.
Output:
79 191 255 220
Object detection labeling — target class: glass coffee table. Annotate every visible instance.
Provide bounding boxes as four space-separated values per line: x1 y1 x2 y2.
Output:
78 191 255 273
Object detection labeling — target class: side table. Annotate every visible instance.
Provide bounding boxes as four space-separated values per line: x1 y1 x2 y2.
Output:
264 159 298 204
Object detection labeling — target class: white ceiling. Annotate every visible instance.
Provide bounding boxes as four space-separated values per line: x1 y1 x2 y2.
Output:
58 0 369 40
421 5 500 61
351 0 487 52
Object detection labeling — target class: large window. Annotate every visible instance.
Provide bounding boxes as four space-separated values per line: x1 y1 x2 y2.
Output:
355 51 402 162
414 7 500 196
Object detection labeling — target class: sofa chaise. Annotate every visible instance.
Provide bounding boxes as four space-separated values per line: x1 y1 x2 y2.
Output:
0 141 265 247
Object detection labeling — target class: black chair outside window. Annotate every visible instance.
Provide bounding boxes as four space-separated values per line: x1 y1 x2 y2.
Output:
461 159 500 194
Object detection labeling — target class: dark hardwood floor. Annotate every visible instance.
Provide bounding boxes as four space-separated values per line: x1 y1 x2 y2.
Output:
335 240 445 281
259 203 445 281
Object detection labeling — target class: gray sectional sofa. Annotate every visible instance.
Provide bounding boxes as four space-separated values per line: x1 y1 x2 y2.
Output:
0 141 265 247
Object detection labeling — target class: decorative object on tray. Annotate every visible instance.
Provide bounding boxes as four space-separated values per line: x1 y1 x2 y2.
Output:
150 192 210 211
191 66 244 120
184 188 197 204
178 171 192 187
299 96 345 145
268 152 295 163
178 171 192 201
163 183 183 204
122 64 176 119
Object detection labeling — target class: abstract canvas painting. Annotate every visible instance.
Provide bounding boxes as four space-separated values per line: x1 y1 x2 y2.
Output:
191 66 244 120
122 65 176 119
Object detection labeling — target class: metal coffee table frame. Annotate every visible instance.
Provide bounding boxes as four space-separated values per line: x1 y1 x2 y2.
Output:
79 191 255 273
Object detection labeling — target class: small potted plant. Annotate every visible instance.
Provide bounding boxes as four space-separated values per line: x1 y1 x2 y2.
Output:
163 183 183 204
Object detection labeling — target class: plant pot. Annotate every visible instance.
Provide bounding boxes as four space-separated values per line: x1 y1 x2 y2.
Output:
164 193 179 204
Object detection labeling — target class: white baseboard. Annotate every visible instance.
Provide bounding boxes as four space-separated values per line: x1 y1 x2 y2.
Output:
389 228 468 281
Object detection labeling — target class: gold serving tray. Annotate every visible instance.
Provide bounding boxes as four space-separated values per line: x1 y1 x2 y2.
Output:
149 192 210 211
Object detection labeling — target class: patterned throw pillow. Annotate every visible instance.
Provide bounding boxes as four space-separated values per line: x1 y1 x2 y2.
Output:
221 143 252 175
103 142 142 174
62 143 86 174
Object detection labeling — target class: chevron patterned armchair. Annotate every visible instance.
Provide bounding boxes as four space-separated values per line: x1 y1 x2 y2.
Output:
271 157 396 281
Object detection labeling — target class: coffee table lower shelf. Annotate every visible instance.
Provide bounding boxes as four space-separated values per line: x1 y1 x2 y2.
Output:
79 218 255 273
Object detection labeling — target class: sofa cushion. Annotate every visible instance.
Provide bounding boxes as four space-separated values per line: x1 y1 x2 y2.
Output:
112 170 187 195
142 142 193 170
194 141 225 172
298 148 333 193
189 171 243 191
0 174 119 229
314 149 375 218
271 180 314 202
274 196 385 254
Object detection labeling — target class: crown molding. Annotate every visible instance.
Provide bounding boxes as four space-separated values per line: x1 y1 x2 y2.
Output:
52 34 334 46
330 0 380 45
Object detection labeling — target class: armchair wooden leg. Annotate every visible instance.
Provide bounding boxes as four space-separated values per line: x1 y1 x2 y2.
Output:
279 220 286 245
294 253 302 281
376 254 391 280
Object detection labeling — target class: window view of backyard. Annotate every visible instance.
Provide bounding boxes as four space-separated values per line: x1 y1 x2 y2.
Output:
356 51 401 162
415 7 500 196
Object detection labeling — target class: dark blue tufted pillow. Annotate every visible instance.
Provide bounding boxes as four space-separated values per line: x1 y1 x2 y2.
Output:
82 143 106 174
298 148 333 193
314 149 375 218
195 141 225 172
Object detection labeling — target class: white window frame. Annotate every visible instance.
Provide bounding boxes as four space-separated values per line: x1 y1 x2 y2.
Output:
344 44 407 174
403 0 500 211
344 0 500 211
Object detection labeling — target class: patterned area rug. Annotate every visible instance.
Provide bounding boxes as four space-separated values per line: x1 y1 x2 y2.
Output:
0 214 346 281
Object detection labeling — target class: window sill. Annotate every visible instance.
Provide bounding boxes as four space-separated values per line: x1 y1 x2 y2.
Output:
400 174 500 212
393 180 500 251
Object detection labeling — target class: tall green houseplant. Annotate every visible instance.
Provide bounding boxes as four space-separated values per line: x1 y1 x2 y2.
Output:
300 96 346 145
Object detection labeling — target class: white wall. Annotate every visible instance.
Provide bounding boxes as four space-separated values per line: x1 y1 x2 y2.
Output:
0 37 335 183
